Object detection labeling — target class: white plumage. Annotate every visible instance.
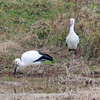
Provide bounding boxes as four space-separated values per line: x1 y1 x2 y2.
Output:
66 18 79 69
14 50 53 74
66 18 79 51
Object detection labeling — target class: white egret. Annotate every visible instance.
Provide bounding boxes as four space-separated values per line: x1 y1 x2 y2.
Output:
14 50 53 74
66 18 79 66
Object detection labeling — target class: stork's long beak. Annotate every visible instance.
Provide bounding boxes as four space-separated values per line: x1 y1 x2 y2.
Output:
69 23 72 29
13 64 18 74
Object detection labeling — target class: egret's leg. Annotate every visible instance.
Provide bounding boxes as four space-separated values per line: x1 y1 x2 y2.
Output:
41 64 49 91
31 65 34 75
68 50 74 76
40 64 47 72
39 64 47 76
72 50 75 67
67 50 72 78
66 66 70 79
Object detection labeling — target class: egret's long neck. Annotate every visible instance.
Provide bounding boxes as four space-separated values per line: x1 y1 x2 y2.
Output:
69 23 75 34
18 59 25 67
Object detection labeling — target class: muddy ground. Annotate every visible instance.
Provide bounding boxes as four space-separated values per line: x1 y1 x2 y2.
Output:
0 54 100 100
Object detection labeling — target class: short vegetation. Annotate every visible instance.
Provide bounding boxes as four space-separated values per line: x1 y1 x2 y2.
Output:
0 0 100 72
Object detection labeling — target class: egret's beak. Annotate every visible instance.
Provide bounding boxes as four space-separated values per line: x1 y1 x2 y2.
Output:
13 64 18 74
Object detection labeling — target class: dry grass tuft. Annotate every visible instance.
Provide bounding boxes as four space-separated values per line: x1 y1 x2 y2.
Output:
0 40 23 56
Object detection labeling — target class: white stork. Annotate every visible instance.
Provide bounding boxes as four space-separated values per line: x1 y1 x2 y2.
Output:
14 50 53 74
66 18 79 66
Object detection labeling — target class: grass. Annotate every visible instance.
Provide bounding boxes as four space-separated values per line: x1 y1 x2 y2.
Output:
0 1 100 95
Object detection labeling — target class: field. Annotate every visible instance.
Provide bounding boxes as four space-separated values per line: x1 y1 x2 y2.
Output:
0 0 100 99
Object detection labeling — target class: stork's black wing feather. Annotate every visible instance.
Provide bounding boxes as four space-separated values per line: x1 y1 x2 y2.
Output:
34 52 53 62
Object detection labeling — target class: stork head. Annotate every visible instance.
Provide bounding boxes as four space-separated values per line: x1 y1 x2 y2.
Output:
69 18 75 28
15 58 21 66
70 18 75 24
13 58 21 74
